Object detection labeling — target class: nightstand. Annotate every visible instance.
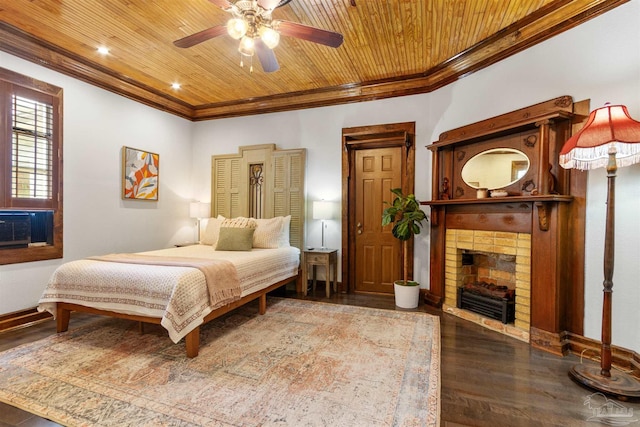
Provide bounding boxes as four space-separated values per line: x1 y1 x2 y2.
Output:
302 248 338 298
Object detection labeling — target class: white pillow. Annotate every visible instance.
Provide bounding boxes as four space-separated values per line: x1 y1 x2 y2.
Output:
201 216 224 246
279 215 291 247
252 215 291 248
253 217 285 248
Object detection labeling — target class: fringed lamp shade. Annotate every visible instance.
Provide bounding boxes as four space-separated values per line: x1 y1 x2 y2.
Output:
560 103 640 170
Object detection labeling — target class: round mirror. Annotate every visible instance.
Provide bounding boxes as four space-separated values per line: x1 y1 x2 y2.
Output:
461 148 530 190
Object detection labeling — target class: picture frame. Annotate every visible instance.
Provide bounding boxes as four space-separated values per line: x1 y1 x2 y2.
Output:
122 146 159 200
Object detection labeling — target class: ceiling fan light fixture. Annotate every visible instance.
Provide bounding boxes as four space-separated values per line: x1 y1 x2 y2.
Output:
260 27 280 49
173 0 343 73
227 18 248 39
238 36 255 56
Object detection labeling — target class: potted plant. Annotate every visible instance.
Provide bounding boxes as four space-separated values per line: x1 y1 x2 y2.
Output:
381 188 428 308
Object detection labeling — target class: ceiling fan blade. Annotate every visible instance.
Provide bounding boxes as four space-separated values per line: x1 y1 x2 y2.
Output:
258 0 282 11
174 25 228 48
255 39 280 73
208 0 233 10
276 21 344 48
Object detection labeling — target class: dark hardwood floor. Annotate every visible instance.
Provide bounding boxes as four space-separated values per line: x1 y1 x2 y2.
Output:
1 286 639 426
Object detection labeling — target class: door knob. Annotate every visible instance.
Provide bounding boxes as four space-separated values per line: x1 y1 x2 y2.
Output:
357 222 362 234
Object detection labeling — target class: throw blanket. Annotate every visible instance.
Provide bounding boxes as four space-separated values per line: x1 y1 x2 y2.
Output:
89 253 241 308
39 254 241 343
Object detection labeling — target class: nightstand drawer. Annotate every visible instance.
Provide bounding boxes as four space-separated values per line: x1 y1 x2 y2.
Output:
306 254 328 263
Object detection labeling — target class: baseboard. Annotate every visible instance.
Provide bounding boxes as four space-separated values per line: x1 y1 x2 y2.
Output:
566 332 640 380
528 327 640 379
0 307 52 332
530 327 570 356
422 290 443 308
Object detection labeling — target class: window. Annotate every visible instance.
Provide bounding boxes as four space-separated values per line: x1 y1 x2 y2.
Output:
1 67 63 264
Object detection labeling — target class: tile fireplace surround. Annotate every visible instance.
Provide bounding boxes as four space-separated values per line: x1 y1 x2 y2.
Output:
444 229 531 342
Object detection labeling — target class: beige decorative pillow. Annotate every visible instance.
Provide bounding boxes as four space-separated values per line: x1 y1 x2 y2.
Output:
215 227 255 251
221 217 257 229
253 217 285 249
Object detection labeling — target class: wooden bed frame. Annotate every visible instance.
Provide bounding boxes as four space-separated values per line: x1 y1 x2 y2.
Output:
55 273 300 358
53 144 307 358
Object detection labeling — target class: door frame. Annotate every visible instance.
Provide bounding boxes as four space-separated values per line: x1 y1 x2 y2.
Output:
341 122 416 293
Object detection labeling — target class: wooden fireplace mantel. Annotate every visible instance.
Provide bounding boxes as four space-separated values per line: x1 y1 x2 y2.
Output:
424 96 589 355
423 195 573 231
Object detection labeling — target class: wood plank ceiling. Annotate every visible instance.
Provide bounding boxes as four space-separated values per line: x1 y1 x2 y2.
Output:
0 0 627 121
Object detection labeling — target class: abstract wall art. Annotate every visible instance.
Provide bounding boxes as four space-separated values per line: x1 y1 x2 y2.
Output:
122 146 159 200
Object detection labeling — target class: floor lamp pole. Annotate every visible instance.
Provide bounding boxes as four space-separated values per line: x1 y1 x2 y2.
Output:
600 153 616 377
568 152 640 398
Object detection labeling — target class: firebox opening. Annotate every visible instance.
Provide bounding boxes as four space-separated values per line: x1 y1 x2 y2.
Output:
457 250 516 324
444 229 531 340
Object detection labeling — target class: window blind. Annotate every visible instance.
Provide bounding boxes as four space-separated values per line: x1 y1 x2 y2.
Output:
11 95 53 200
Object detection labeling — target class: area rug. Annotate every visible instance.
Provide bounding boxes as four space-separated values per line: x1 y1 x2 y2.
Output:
0 298 440 426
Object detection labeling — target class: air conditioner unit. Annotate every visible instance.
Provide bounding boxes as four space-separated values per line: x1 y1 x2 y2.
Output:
0 213 31 247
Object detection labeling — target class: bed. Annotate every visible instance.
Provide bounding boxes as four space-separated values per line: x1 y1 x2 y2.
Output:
38 216 301 358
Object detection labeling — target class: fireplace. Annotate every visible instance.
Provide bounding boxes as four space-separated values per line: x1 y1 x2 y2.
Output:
443 228 531 341
423 96 588 355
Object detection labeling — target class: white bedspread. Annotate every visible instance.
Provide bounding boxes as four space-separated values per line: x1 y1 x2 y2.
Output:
38 245 300 343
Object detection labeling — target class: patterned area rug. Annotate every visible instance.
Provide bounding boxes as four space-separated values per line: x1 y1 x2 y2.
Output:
0 298 440 426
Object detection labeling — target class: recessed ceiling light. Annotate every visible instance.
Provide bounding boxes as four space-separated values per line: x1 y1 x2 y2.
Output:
97 46 109 55
171 83 181 89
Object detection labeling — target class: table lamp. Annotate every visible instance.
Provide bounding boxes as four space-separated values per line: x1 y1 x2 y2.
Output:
312 200 334 249
189 202 210 243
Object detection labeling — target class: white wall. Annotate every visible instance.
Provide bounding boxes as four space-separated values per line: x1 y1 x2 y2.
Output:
191 94 434 282
190 1 640 352
1 1 638 353
0 53 196 314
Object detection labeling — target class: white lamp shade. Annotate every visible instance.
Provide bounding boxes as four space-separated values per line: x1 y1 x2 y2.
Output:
313 201 334 220
260 27 280 49
226 18 247 40
238 36 255 56
190 202 210 219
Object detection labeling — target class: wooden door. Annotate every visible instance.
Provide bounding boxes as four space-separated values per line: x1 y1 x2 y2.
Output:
342 121 415 294
354 147 402 293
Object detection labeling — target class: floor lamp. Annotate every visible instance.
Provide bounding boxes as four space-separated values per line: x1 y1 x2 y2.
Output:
559 103 640 399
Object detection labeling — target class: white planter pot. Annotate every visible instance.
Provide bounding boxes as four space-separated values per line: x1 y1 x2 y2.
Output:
394 281 420 309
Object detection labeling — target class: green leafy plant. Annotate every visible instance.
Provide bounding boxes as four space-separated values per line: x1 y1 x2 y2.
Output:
381 188 428 285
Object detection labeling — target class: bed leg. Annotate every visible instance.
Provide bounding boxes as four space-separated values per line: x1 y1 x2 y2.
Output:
295 273 303 293
185 327 200 358
56 306 70 333
259 293 267 315
138 322 145 335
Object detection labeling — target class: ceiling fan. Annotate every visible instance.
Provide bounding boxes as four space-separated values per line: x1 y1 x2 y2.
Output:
174 0 344 73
